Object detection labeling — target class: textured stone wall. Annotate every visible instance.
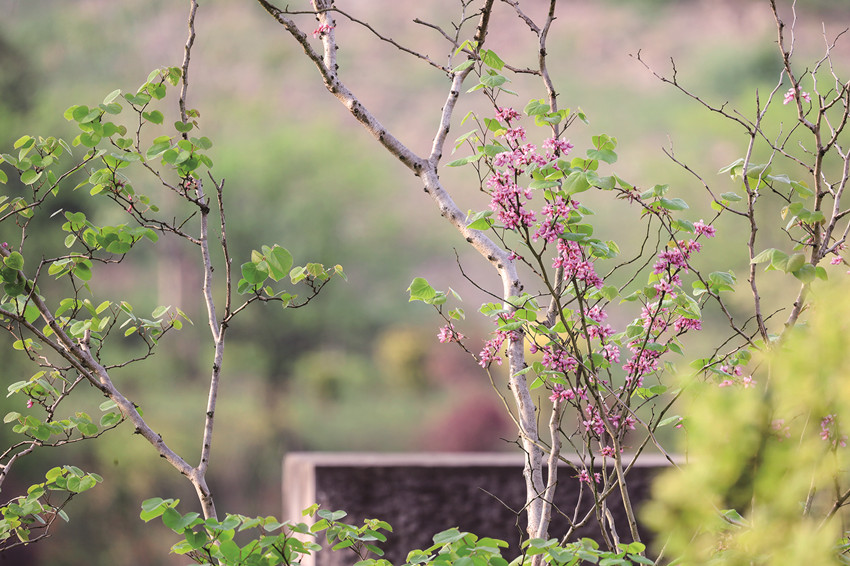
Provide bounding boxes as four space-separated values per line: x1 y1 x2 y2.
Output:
283 453 672 566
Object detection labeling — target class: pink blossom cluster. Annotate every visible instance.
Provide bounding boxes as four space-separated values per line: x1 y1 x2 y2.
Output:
437 323 465 344
586 305 607 323
585 309 616 346
577 469 601 484
583 405 607 436
600 342 621 363
830 243 845 265
548 384 587 403
587 323 616 341
640 304 669 333
543 136 575 158
820 414 847 449
653 240 701 275
493 145 547 172
673 316 701 332
582 405 637 438
533 196 573 242
312 23 334 38
486 169 536 230
783 86 811 105
717 365 756 388
771 419 791 440
495 106 521 122
553 240 603 289
540 345 578 373
693 219 716 238
600 445 617 457
622 342 661 387
478 329 518 367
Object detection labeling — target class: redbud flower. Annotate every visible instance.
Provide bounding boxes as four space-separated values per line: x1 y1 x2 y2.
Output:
693 219 716 238
783 86 811 105
821 414 847 449
26 399 33 409
437 323 465 344
312 23 334 38
495 107 521 122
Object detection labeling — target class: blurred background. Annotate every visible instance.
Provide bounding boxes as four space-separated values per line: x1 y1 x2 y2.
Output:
0 0 848 563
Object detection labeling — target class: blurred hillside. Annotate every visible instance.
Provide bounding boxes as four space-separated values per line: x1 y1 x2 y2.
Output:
0 0 848 564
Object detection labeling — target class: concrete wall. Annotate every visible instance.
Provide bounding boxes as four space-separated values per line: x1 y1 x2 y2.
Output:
283 452 671 566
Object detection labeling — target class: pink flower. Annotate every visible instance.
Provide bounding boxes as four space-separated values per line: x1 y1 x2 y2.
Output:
831 256 843 265
718 379 735 388
312 23 334 38
543 137 574 156
549 384 584 403
495 107 521 123
437 323 465 344
653 277 677 298
600 445 616 457
552 240 603 288
587 324 615 341
503 127 527 144
478 329 516 367
673 316 701 332
541 345 578 373
693 219 716 238
577 468 602 484
26 399 33 409
586 305 607 323
821 414 847 449
583 407 606 436
771 419 791 440
600 343 620 363
783 86 811 105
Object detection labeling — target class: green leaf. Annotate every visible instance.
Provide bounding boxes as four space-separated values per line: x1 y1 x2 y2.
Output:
432 528 467 545
563 171 591 195
218 539 241 562
659 197 689 210
586 148 617 164
174 121 193 133
791 180 814 197
241 262 267 286
102 89 122 104
407 277 437 303
481 49 505 70
478 72 508 89
792 262 816 283
658 415 681 427
524 99 550 116
785 253 806 273
100 412 122 427
13 135 32 149
266 246 293 282
4 252 23 270
20 170 41 185
152 305 170 318
146 139 172 160
446 152 483 167
466 210 494 230
451 59 475 73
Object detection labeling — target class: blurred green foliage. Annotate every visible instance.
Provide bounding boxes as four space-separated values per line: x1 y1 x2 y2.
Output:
645 283 850 564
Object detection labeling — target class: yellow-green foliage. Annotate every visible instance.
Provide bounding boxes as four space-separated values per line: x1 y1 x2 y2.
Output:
644 284 850 565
